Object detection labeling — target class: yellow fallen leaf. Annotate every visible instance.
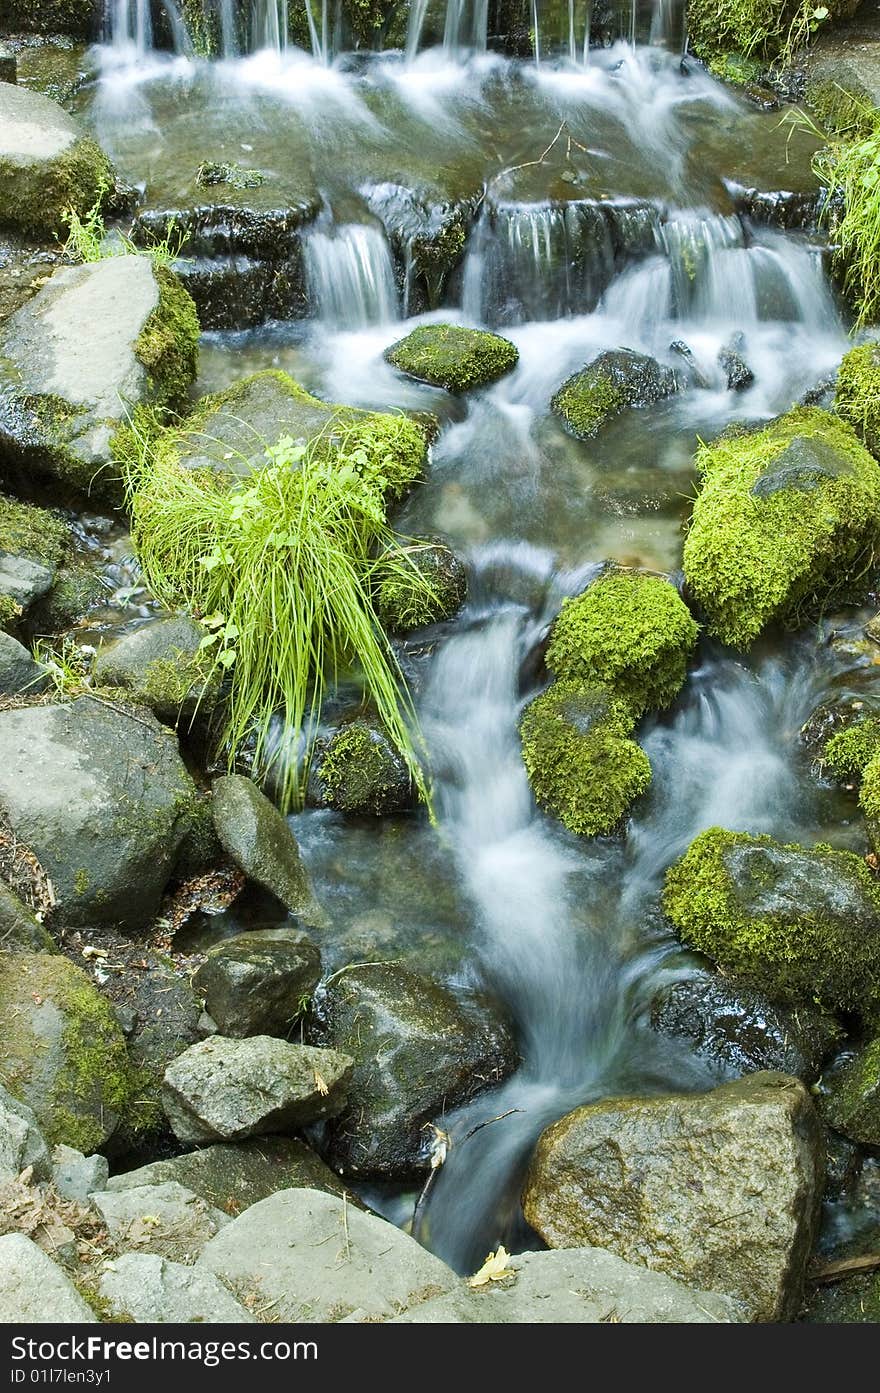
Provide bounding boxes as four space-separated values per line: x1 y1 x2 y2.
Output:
468 1245 515 1288
313 1069 329 1097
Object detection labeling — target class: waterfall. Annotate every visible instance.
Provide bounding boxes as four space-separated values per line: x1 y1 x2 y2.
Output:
304 223 398 329
405 0 488 60
303 0 333 63
251 0 288 51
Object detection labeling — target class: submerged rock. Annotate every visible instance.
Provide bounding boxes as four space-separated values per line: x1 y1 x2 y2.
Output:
211 774 325 927
519 679 651 837
545 569 697 716
99 1252 255 1324
835 341 880 459
551 349 679 440
375 539 467 633
0 1234 96 1323
0 697 198 932
384 323 518 393
161 1035 353 1144
197 1187 458 1322
820 1036 880 1145
523 1072 824 1322
94 615 220 725
663 828 880 1015
0 83 113 239
0 257 199 501
310 721 414 817
683 407 880 649
192 928 321 1039
317 963 517 1178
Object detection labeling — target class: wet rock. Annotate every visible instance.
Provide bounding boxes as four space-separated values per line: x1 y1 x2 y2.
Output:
51 1143 108 1202
92 1182 230 1263
192 928 321 1039
0 256 199 502
520 679 651 837
0 1 98 41
211 774 326 928
823 1128 863 1200
375 539 467 633
724 182 821 232
0 83 113 239
364 185 475 311
161 1035 353 1145
650 975 843 1081
0 697 198 932
385 324 518 393
551 349 680 440
99 1252 255 1324
0 880 53 953
0 952 138 1154
105 1136 352 1214
820 1037 880 1145
805 31 880 137
718 337 755 392
0 630 46 695
663 828 880 1015
802 1271 880 1323
523 1072 824 1322
0 1082 50 1182
0 552 55 621
198 1187 457 1322
317 963 517 1178
13 39 95 107
94 615 220 725
0 1234 96 1323
309 721 414 817
682 407 880 649
799 695 876 758
391 1248 744 1323
669 339 710 389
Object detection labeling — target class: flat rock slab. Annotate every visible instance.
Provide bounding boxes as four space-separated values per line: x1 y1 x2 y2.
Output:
0 697 196 932
0 1233 96 1322
161 1035 352 1144
99 1252 255 1324
197 1187 457 1321
92 1182 230 1263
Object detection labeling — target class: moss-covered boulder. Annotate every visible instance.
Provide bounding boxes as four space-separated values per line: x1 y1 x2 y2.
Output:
663 828 880 1015
820 1036 880 1144
141 369 428 504
820 710 880 846
682 408 880 649
310 720 414 817
520 679 651 837
0 82 113 240
551 349 679 440
30 561 109 632
0 257 199 501
0 493 70 628
0 879 53 953
0 697 199 933
545 570 697 716
0 951 140 1153
93 615 220 725
384 324 518 393
375 539 467 633
835 341 880 458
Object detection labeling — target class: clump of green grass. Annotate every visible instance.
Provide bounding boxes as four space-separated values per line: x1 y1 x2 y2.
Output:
62 182 188 268
124 424 437 811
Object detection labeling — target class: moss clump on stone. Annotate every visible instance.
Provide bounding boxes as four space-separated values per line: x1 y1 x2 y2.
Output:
550 349 679 441
824 716 880 778
196 161 266 190
314 721 413 817
682 407 880 649
0 495 70 569
707 52 764 86
821 1035 880 1144
806 77 875 139
384 324 519 393
376 541 467 633
836 342 880 459
520 678 652 837
687 0 855 63
546 570 698 716
0 136 114 241
134 265 200 412
32 564 107 633
663 827 880 1015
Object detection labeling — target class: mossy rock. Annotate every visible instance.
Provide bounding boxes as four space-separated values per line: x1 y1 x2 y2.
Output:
820 1035 880 1144
663 828 880 1016
823 713 880 778
835 342 880 459
375 539 467 633
520 678 652 837
0 951 140 1153
546 570 698 716
311 720 414 817
0 495 69 570
93 616 221 726
682 407 880 650
0 83 113 240
551 349 679 440
143 369 428 505
0 879 54 953
30 562 108 632
384 324 519 393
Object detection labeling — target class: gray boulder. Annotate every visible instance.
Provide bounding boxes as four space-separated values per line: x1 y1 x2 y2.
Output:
192 928 321 1038
211 774 325 927
0 697 198 932
318 963 518 1178
92 1182 230 1263
523 1072 824 1322
0 256 198 500
390 1248 744 1323
51 1144 109 1202
0 1083 51 1182
0 554 55 618
0 1234 96 1322
197 1188 457 1321
551 349 680 439
0 630 47 695
0 82 113 239
161 1036 352 1145
93 616 220 725
99 1252 256 1324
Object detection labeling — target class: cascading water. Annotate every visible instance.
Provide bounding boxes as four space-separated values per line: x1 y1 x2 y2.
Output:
304 223 399 329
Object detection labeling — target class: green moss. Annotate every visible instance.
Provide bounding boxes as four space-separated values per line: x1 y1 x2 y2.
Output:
806 78 875 139
687 0 850 63
821 1035 880 1143
0 595 20 630
74 868 89 896
707 51 764 86
0 136 114 241
385 324 519 394
376 541 466 633
316 721 412 816
682 407 880 649
520 678 652 837
138 653 213 714
550 350 678 441
0 494 70 568
552 371 622 439
860 751 880 821
196 161 266 191
662 827 880 1015
134 265 200 412
836 342 880 458
173 791 221 881
825 716 880 777
546 570 698 716
31 563 108 633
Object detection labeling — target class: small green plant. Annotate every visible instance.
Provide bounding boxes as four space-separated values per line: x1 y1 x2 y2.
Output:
31 637 93 697
62 183 189 268
124 423 438 811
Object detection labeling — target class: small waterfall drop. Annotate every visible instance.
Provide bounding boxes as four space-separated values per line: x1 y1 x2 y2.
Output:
304 223 398 329
108 0 191 55
251 0 289 51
